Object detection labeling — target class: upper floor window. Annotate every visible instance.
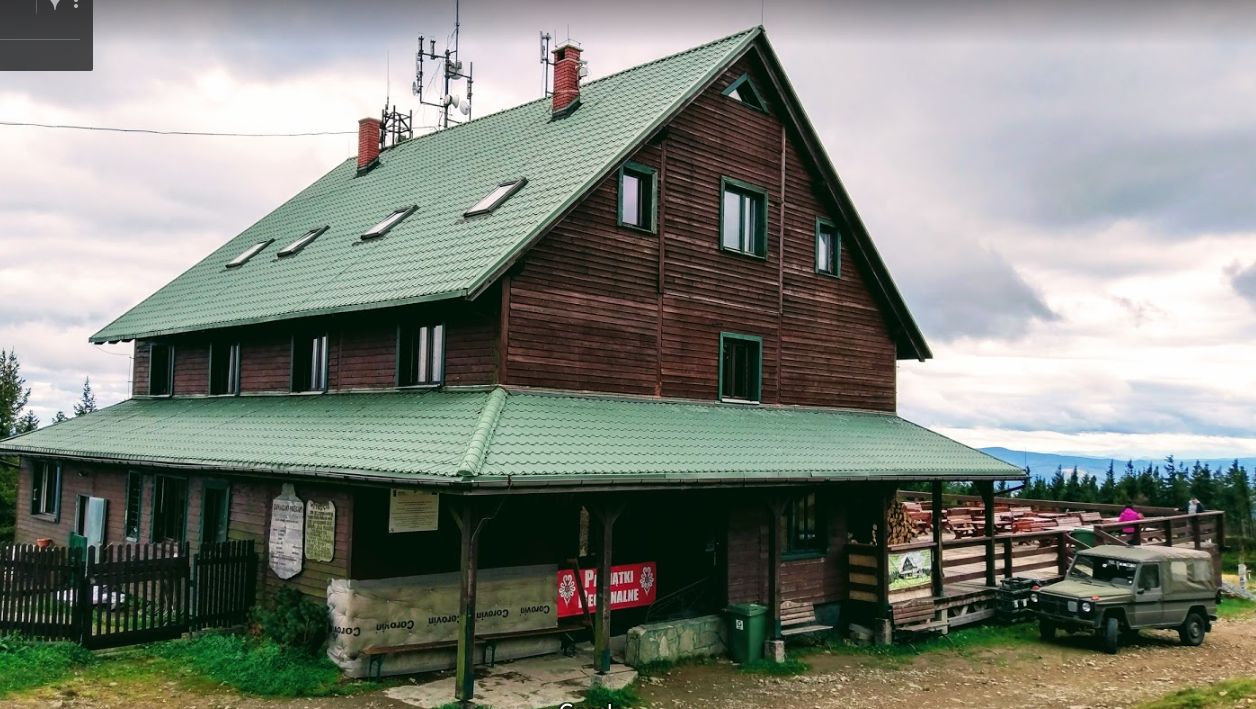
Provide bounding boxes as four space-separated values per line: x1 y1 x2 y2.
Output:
226 239 272 268
815 219 840 277
278 226 328 257
723 74 767 112
465 179 527 217
149 343 174 396
719 332 762 403
720 179 767 258
786 492 823 554
618 163 657 232
209 342 240 396
398 323 445 387
362 206 415 240
30 460 60 519
291 333 328 392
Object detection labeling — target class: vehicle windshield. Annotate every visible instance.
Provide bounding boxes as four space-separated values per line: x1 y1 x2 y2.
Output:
1069 555 1139 586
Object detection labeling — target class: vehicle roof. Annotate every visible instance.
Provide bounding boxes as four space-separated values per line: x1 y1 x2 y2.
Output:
1077 544 1213 563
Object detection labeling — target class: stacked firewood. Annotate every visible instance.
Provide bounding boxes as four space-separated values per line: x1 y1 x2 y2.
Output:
885 501 918 545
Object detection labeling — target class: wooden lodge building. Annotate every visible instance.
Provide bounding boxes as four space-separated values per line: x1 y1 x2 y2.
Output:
1 28 1025 698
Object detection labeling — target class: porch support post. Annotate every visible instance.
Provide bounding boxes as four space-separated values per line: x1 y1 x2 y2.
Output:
765 497 787 641
874 485 892 644
590 499 626 675
930 481 944 598
980 481 996 588
452 497 501 707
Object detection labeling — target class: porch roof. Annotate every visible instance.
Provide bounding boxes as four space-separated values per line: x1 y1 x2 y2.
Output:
0 388 1024 488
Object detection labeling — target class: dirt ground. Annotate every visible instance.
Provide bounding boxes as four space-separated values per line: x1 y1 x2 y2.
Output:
11 613 1256 708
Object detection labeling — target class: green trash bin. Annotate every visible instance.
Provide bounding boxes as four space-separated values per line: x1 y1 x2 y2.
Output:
725 603 767 664
1071 526 1096 548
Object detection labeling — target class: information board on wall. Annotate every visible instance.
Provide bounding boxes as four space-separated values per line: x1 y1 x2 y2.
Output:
268 484 304 580
388 490 439 533
304 500 336 563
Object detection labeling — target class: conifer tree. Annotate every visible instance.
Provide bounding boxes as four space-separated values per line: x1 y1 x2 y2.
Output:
73 377 97 416
0 349 31 438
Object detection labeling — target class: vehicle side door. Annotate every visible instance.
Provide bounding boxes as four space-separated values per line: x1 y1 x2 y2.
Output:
1132 562 1164 626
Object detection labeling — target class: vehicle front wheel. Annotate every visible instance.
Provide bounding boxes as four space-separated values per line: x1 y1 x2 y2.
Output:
1179 612 1206 646
1039 619 1056 641
1100 615 1120 654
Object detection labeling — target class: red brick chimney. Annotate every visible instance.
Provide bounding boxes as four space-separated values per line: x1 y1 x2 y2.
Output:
357 117 381 170
551 41 583 117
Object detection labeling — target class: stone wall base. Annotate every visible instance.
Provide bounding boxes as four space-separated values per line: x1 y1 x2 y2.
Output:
623 614 727 667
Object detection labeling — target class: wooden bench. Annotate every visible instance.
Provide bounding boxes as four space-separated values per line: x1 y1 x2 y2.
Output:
362 624 583 679
780 601 832 637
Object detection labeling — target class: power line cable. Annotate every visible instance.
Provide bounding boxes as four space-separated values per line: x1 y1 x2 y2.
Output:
0 120 356 137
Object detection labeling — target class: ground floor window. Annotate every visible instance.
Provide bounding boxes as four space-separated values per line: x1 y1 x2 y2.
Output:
124 471 143 541
29 461 60 519
151 476 188 543
786 492 823 554
201 481 230 544
74 495 108 547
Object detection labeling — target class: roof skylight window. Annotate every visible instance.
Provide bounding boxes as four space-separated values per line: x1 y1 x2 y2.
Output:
225 239 273 268
464 178 527 217
361 206 415 240
278 226 328 257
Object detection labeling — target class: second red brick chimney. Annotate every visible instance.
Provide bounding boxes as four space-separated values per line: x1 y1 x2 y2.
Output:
357 117 381 170
551 41 583 117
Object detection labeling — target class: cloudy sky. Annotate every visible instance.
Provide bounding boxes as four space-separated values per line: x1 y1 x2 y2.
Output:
2 0 1254 460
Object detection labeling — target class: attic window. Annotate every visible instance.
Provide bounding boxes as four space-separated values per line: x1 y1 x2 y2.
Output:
278 226 328 257
361 206 415 240
723 74 766 112
225 240 273 268
464 178 527 217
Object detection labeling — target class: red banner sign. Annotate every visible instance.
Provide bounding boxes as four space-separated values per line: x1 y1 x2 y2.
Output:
556 562 657 618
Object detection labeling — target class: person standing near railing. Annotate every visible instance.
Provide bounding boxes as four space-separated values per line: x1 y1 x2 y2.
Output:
1118 504 1143 544
1179 497 1206 514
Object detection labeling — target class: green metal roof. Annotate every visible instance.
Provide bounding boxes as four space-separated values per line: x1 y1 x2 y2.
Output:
90 29 762 343
0 388 1024 487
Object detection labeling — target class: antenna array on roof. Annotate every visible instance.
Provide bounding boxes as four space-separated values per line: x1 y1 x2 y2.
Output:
412 0 474 130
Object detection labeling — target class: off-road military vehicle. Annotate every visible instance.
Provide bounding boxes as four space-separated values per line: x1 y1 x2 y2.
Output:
1032 544 1218 654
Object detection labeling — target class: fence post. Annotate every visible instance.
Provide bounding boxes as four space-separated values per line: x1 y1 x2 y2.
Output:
1191 515 1201 550
75 547 93 646
1163 519 1173 547
1056 532 1069 575
1002 538 1013 579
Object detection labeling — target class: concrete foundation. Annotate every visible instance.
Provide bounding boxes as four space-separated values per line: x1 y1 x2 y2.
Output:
623 614 727 667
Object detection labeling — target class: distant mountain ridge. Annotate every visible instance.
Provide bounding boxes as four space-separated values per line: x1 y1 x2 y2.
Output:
979 447 1256 478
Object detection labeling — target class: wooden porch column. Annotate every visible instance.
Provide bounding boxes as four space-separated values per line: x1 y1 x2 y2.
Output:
590 499 626 675
930 481 944 598
765 498 787 641
451 497 501 707
875 486 891 622
980 481 996 587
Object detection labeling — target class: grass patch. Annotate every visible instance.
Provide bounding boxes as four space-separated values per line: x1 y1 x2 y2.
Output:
148 633 366 698
580 684 641 707
0 635 95 697
1217 596 1256 620
798 621 1037 660
1139 678 1256 708
634 654 717 678
739 657 809 676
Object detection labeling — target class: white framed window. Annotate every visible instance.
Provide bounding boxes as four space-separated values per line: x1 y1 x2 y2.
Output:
398 323 445 386
292 333 329 392
226 240 273 268
361 207 414 240
464 179 527 217
278 226 328 257
30 461 61 519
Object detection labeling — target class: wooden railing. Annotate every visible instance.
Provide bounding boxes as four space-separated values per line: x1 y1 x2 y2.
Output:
896 490 1179 518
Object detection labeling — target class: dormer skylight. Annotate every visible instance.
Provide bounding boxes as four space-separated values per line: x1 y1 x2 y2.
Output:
723 74 766 112
278 226 328 257
361 206 415 240
225 239 273 268
464 178 527 217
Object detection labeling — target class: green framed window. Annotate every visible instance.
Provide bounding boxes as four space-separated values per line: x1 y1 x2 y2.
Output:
815 218 840 277
786 492 825 555
397 323 445 387
208 342 240 396
618 162 657 232
29 460 61 520
123 471 144 541
151 475 188 543
200 480 231 545
149 343 174 396
718 332 762 403
722 73 767 112
720 178 768 258
291 333 329 393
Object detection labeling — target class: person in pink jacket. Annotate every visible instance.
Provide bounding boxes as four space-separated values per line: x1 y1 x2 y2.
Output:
1118 504 1143 542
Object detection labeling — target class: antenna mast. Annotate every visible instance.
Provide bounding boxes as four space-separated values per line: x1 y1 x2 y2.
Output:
539 31 553 97
413 0 475 130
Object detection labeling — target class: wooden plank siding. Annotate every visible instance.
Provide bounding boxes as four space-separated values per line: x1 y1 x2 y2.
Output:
131 299 499 397
726 491 848 606
503 57 897 409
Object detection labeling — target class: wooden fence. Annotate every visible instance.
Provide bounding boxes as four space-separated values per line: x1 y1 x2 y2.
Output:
0 540 257 648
